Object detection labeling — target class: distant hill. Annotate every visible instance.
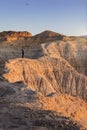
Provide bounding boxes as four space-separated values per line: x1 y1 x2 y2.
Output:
79 35 87 39
27 30 71 46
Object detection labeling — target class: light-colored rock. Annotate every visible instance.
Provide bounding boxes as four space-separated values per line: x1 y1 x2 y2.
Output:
3 57 87 99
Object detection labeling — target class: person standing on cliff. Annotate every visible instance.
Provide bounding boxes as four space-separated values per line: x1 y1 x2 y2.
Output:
21 48 24 58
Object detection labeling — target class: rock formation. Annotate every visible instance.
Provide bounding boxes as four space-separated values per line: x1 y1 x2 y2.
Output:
0 30 87 130
3 57 87 100
40 39 87 76
0 31 32 42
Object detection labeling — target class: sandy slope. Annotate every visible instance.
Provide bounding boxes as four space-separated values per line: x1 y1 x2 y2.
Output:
0 78 87 129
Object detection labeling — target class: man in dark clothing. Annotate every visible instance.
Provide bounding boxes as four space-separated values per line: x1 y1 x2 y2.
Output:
21 48 24 58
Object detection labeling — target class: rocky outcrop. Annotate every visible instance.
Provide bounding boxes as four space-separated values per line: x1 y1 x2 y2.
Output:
0 31 32 42
0 31 32 37
3 57 87 100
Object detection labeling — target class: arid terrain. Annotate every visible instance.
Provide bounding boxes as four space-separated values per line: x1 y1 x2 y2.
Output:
0 30 87 130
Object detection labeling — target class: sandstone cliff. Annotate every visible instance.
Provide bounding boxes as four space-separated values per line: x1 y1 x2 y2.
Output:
0 31 32 42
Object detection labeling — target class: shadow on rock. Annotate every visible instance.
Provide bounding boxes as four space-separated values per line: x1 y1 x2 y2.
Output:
0 103 80 130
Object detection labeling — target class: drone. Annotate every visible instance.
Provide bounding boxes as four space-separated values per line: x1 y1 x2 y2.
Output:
25 0 29 6
25 2 29 6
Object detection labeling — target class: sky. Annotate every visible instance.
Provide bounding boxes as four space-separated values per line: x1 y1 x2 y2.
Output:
0 0 87 36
